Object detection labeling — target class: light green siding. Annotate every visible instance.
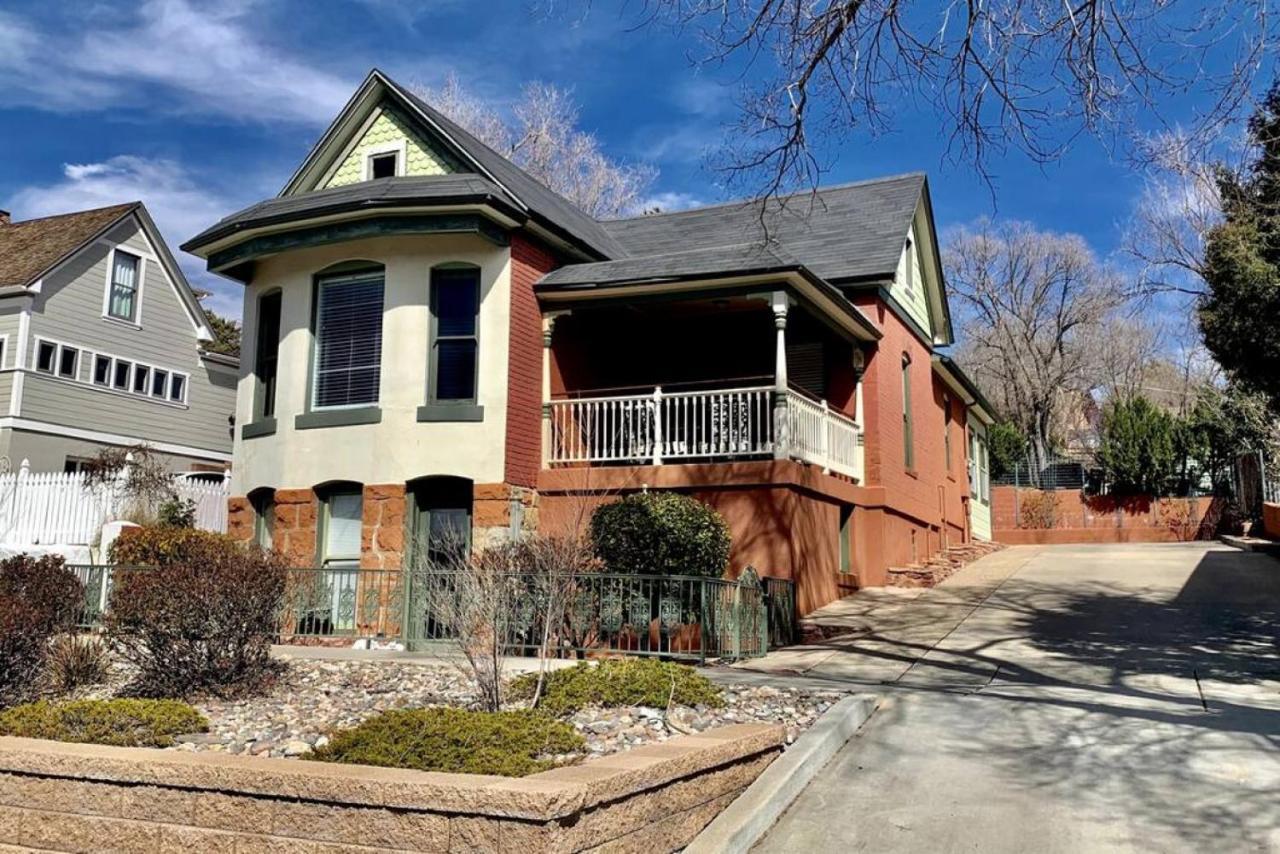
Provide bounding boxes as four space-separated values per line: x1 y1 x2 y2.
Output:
968 414 992 540
889 221 933 336
324 106 458 188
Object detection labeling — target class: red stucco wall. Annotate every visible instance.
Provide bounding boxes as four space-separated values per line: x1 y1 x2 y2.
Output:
991 486 1226 543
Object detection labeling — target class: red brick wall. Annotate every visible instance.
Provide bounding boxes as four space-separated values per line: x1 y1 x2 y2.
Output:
507 234 557 488
992 486 1226 542
848 294 970 568
1263 502 1280 540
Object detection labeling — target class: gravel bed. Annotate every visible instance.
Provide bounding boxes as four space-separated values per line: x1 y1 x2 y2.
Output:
154 658 845 760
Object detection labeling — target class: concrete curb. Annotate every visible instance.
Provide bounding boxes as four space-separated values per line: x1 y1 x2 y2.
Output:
685 693 880 854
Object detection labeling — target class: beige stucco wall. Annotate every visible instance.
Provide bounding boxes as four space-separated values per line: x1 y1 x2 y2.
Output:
232 234 512 495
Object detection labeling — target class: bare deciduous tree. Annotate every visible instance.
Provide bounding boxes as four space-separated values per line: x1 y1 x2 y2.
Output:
946 219 1129 470
574 1 1271 198
415 74 656 218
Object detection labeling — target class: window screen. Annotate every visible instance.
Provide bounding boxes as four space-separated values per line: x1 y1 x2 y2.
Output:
429 267 479 404
313 271 384 409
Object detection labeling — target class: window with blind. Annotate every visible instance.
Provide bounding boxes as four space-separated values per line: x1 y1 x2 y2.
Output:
255 291 282 419
108 251 141 322
320 489 363 567
312 269 384 410
429 266 480 405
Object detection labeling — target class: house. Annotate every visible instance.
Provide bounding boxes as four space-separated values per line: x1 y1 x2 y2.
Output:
0 202 237 473
186 69 995 616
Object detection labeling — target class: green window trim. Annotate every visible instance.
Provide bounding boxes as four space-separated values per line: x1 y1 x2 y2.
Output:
428 265 481 408
308 264 385 413
254 290 283 421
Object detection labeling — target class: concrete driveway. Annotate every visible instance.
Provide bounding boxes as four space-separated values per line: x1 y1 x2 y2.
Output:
749 543 1280 853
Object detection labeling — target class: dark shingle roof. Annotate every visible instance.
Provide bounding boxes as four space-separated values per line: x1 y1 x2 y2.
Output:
602 173 925 282
182 175 519 252
0 203 137 288
395 82 629 259
539 243 800 288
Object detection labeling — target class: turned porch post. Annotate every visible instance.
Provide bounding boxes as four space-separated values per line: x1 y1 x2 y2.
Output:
772 291 790 460
541 313 559 467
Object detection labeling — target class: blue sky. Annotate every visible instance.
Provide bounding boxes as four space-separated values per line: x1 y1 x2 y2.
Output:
0 0 1200 320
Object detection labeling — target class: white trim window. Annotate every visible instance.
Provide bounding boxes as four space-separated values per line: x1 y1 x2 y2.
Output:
312 270 384 410
43 337 188 407
106 249 143 323
363 139 407 181
34 338 79 380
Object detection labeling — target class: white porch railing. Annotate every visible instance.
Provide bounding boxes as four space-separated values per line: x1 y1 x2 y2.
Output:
783 391 864 481
547 385 864 482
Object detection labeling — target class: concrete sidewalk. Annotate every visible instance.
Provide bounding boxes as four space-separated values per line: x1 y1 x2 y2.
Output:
735 546 1042 688
753 542 1280 852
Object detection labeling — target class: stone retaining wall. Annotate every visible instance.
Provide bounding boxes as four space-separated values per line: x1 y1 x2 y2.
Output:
0 723 782 853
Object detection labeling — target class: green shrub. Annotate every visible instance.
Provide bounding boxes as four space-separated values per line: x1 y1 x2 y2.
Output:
0 554 84 707
510 659 724 715
0 699 207 747
307 708 584 777
590 492 731 578
105 527 287 698
1099 396 1179 495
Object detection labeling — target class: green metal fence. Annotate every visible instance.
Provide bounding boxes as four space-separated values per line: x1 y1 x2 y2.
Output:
67 564 793 663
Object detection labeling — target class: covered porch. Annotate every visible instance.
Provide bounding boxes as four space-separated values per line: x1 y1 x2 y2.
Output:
540 288 870 482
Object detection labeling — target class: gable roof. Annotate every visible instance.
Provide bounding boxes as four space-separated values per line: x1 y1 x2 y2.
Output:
0 202 216 344
0 203 138 289
268 69 627 260
602 173 926 284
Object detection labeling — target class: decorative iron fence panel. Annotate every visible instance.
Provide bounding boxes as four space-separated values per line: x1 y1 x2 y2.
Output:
762 576 797 648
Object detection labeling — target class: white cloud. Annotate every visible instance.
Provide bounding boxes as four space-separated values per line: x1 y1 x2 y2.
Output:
11 156 251 319
637 191 706 214
0 0 353 124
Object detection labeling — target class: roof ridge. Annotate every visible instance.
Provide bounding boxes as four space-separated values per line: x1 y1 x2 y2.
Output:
3 201 138 228
604 172 926 224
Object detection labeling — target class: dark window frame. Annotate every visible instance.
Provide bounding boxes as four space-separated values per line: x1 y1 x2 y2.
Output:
427 265 481 407
254 290 282 420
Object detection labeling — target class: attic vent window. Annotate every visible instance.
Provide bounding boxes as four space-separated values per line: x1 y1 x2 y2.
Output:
369 152 398 179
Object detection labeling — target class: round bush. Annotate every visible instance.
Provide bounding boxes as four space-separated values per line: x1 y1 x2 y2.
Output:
0 698 207 747
509 659 724 715
590 492 731 578
307 708 584 777
0 554 84 707
105 527 288 698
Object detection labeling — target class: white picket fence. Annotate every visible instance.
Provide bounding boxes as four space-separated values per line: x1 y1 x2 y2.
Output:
0 466 228 546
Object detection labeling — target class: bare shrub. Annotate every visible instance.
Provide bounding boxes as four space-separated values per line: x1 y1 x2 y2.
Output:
0 555 84 707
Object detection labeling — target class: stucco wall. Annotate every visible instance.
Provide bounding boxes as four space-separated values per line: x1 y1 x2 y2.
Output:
232 234 513 495
0 724 781 853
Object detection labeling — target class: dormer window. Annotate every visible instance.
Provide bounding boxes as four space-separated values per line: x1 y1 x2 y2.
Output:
370 152 398 179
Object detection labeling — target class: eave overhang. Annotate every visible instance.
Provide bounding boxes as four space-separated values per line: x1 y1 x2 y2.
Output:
933 354 997 423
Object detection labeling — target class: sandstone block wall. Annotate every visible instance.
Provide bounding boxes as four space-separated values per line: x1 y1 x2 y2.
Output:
0 723 782 853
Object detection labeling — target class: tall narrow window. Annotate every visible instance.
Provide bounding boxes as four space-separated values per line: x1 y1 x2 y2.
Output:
429 267 480 405
320 489 363 567
93 355 111 386
113 360 132 390
58 346 78 379
152 368 169 398
255 291 282 419
133 365 150 393
250 489 275 550
410 478 472 570
35 341 56 373
943 394 952 473
838 505 853 575
902 355 915 470
108 251 140 322
313 269 384 410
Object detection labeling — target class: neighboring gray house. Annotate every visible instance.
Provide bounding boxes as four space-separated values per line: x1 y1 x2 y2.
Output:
0 202 236 473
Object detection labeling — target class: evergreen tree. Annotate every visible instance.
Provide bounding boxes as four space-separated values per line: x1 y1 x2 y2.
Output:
1099 397 1178 495
1200 82 1280 409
